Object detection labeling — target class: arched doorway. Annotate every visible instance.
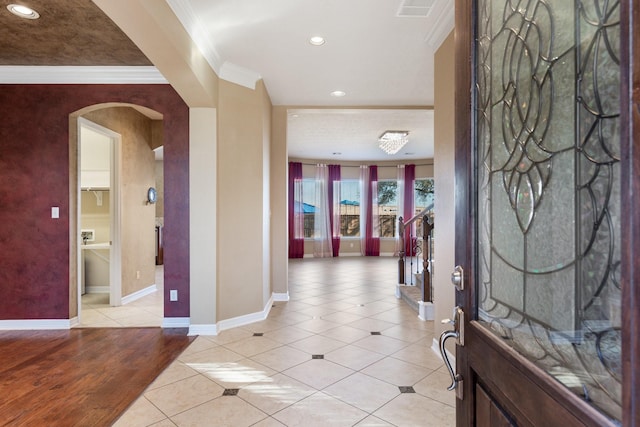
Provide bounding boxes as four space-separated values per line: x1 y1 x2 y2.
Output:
70 103 164 327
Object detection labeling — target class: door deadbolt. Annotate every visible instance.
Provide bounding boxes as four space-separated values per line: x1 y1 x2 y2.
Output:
451 265 464 291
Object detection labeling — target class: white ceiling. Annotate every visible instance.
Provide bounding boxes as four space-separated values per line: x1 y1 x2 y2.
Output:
168 0 454 161
287 109 434 161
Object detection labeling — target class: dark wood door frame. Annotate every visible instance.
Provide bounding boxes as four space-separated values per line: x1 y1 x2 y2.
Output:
620 0 640 425
453 1 475 421
454 0 639 425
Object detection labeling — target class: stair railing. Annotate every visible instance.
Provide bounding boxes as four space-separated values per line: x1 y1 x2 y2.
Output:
398 209 434 303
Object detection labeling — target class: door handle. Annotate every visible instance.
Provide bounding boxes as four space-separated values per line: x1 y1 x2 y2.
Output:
439 306 464 399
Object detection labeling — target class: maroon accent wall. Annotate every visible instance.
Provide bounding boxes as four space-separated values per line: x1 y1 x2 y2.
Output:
0 84 189 319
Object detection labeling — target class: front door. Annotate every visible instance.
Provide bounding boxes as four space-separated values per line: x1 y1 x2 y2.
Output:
451 0 638 425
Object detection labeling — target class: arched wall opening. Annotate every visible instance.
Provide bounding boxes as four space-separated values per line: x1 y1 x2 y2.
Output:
0 84 188 326
70 103 165 322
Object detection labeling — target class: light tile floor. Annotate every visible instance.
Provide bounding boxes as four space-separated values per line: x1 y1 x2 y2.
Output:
78 266 164 327
113 257 455 426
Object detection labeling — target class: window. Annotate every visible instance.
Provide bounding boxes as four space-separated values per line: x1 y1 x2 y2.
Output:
302 178 316 238
339 180 360 237
414 178 434 230
377 180 398 238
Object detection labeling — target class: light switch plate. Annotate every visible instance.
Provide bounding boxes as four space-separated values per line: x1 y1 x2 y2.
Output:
51 207 59 219
170 290 178 301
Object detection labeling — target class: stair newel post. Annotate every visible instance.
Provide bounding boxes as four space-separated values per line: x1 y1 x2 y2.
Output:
398 216 405 284
422 216 434 302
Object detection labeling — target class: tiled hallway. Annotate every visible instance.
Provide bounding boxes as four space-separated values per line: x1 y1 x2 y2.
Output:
78 267 164 327
114 257 455 426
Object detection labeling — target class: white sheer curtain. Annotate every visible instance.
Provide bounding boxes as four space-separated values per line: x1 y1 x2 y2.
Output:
359 165 369 256
395 164 405 256
314 164 333 257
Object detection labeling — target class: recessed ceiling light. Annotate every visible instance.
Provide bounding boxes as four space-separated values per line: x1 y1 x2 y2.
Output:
309 36 325 46
7 4 39 19
330 90 346 97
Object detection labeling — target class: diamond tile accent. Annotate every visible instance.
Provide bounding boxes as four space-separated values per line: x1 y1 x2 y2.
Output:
371 331 382 335
398 386 416 393
253 332 264 337
312 354 324 359
223 388 239 396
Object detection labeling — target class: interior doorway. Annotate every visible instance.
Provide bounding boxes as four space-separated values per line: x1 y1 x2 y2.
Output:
77 118 122 315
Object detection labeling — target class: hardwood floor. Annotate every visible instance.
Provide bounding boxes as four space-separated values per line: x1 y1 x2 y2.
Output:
0 328 193 426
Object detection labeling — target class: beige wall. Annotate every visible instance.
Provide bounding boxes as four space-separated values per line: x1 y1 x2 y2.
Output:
81 190 110 243
261 83 273 305
83 107 157 298
433 31 457 341
270 107 288 295
190 108 218 328
217 79 273 321
154 160 164 219
81 191 110 287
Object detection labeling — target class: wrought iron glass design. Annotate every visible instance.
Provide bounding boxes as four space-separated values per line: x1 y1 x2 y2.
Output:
476 0 621 421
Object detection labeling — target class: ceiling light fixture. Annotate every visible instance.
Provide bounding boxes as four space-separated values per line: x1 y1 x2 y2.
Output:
7 4 39 19
378 130 409 155
309 36 325 46
330 90 346 97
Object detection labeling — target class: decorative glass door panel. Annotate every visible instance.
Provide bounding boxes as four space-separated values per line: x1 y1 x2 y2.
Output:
476 0 621 421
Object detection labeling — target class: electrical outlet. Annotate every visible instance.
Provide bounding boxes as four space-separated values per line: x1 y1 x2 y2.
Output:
170 290 178 301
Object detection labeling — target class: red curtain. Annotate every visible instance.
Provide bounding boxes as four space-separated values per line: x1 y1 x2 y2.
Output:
328 164 341 257
288 162 304 258
404 164 416 256
365 165 380 256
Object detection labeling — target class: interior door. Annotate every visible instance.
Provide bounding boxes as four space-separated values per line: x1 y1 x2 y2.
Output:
450 0 638 425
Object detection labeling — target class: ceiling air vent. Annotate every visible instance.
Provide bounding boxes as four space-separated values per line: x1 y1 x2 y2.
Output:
397 0 435 17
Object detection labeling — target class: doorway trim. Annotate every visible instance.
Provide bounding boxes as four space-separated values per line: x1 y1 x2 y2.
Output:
77 117 122 317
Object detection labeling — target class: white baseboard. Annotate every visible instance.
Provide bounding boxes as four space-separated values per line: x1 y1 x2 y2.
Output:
0 319 74 330
188 324 218 336
162 317 190 329
86 286 109 294
188 296 276 336
217 296 274 333
122 284 157 305
338 252 361 257
273 292 290 302
418 301 434 321
432 337 455 364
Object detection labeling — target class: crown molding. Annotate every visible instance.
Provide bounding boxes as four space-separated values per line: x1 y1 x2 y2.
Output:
0 66 168 84
166 0 222 74
220 62 261 90
425 3 454 49
166 0 261 90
